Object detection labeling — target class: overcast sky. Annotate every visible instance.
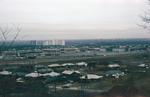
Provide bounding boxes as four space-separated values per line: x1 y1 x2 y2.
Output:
0 0 149 40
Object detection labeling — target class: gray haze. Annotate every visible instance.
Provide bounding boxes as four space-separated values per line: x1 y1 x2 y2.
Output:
0 0 149 40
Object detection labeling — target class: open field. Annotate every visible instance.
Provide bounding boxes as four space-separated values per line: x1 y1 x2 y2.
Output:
0 51 148 65
0 51 150 97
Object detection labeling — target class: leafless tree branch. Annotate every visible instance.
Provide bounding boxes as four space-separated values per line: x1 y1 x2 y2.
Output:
140 0 150 32
0 24 21 51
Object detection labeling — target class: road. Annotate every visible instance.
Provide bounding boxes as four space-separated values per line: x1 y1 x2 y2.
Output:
49 86 108 93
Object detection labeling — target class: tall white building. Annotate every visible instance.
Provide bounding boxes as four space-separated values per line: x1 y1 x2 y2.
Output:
30 40 65 46
51 40 65 45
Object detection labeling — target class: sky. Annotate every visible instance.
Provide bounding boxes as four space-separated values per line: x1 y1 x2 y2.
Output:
0 0 150 40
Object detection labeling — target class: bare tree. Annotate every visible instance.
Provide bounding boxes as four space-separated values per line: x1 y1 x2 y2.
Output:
0 24 21 97
140 0 150 31
0 24 21 51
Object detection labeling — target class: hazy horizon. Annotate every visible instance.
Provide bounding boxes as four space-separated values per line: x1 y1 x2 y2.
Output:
0 0 150 40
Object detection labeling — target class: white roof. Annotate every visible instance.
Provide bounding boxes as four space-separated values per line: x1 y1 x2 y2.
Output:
138 64 147 67
48 64 62 67
41 72 60 77
112 72 125 78
76 62 88 66
112 72 125 76
62 70 80 75
62 63 75 66
81 74 103 80
25 72 41 78
16 78 24 83
62 83 72 87
0 70 12 75
108 64 120 68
